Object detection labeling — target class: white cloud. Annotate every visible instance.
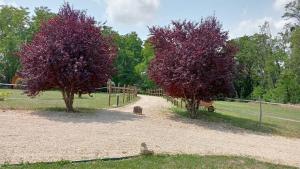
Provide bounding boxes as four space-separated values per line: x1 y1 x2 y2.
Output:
273 0 293 11
230 17 292 38
229 0 299 38
104 0 160 25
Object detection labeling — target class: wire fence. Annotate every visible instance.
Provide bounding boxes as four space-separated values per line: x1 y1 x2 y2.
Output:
139 88 300 130
224 97 300 109
167 96 300 129
222 98 300 124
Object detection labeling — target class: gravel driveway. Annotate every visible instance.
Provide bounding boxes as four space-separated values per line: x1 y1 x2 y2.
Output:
0 95 299 167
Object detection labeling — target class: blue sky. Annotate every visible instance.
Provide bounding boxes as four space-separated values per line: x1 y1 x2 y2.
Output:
0 0 293 40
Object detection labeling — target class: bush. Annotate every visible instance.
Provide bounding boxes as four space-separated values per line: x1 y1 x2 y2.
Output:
263 70 300 104
251 86 265 100
0 92 11 101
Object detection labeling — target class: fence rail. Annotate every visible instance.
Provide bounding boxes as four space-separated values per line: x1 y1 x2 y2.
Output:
107 82 138 107
0 83 138 108
140 88 164 96
225 97 300 108
164 95 300 127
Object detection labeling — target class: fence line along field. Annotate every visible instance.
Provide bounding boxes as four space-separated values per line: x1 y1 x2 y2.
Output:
0 87 138 111
169 97 300 138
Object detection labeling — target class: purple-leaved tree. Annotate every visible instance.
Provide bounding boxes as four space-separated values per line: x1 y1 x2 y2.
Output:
18 3 116 112
148 17 237 118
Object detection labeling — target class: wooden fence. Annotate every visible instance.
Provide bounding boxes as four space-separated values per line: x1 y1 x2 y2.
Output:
165 95 184 108
107 82 138 107
141 88 164 96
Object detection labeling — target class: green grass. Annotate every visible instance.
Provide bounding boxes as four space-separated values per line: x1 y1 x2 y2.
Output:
0 89 138 111
173 100 300 138
0 155 296 169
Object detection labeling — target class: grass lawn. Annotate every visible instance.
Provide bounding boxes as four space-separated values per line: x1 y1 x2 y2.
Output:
173 100 300 138
0 155 296 169
0 89 138 111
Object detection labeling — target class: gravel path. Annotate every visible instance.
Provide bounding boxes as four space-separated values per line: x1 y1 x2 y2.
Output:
0 95 299 167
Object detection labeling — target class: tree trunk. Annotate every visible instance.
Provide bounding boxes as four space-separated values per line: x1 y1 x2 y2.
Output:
185 98 199 119
62 90 74 112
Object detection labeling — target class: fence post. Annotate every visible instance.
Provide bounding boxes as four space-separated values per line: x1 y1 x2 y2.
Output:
127 86 130 102
108 81 112 106
180 99 183 108
259 97 263 127
123 85 126 103
117 94 120 107
135 86 138 97
129 86 131 101
132 87 134 99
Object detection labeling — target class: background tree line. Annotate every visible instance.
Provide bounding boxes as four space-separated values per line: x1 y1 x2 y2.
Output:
0 5 156 90
232 1 300 103
0 6 55 83
0 1 300 104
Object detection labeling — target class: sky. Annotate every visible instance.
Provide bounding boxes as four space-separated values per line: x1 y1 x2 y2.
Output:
0 0 294 40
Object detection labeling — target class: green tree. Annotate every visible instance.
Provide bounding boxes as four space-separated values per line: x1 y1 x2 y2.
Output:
232 23 287 99
102 27 145 86
283 0 300 24
269 0 300 104
28 6 55 40
0 6 30 83
232 36 260 98
290 27 300 83
268 70 300 103
253 23 275 90
112 32 143 86
135 40 156 89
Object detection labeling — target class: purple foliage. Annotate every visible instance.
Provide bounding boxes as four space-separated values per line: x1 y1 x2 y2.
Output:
148 17 237 117
18 3 116 111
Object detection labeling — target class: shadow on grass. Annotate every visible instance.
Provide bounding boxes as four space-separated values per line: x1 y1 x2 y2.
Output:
30 108 143 124
170 107 280 135
41 107 99 112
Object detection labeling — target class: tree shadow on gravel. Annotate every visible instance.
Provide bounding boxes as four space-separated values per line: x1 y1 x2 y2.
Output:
30 109 143 124
169 108 278 136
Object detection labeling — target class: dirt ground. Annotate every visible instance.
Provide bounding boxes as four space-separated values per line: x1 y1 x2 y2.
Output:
0 95 299 167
